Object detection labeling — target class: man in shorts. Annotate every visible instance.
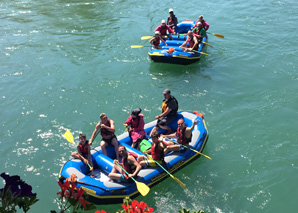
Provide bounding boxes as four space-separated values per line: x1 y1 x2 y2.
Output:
89 113 119 161
108 145 142 183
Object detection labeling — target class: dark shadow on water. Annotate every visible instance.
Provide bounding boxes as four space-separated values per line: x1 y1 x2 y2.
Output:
148 56 213 80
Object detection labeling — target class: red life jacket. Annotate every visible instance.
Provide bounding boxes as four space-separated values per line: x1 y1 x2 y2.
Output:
176 127 191 145
152 37 161 46
78 142 88 155
151 141 164 160
186 36 195 48
100 119 114 137
122 153 137 177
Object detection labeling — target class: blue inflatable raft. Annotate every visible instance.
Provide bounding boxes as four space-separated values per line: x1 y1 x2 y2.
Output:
59 111 209 204
148 20 208 65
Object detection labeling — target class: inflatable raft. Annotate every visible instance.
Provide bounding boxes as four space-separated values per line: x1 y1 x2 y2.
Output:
59 111 209 204
148 21 208 65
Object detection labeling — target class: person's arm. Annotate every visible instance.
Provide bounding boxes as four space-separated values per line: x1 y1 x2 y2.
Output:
189 120 199 132
179 40 188 48
160 36 167 46
87 144 91 161
128 156 142 177
174 16 178 25
77 145 88 164
204 21 209 31
159 141 168 150
124 116 132 127
198 29 207 39
149 37 154 44
157 107 172 119
161 132 176 138
190 36 199 50
167 25 175 34
101 119 115 133
89 122 100 144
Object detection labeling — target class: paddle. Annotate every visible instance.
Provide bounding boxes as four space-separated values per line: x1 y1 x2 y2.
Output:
141 36 153 40
64 130 94 170
180 47 211 56
166 138 212 160
207 32 224 39
145 154 186 190
115 162 150 196
131 45 151 48
202 41 213 48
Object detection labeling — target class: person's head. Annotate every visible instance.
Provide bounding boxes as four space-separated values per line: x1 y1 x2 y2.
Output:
196 22 203 29
100 113 108 122
169 8 174 15
79 133 87 143
131 108 142 118
155 31 160 37
151 131 159 143
163 88 171 99
118 145 128 157
177 118 185 130
161 19 166 26
199 15 204 22
187 30 193 38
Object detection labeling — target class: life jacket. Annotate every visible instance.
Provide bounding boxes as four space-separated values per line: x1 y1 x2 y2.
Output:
152 37 161 46
192 27 200 35
100 119 114 137
176 127 191 145
122 153 137 177
78 141 89 155
162 96 179 116
167 15 176 26
186 36 196 49
151 141 164 160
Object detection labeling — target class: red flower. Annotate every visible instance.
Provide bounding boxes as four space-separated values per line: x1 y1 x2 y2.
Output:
139 201 153 213
121 200 153 213
57 180 70 199
95 211 107 213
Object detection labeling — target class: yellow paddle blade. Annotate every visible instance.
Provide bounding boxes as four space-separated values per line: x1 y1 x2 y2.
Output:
131 45 145 48
203 41 213 48
193 149 212 160
199 52 211 57
141 36 153 40
171 174 186 190
64 130 74 144
135 181 150 196
213 33 224 39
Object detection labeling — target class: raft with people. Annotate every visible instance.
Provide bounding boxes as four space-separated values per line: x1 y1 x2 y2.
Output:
59 110 209 204
147 20 209 65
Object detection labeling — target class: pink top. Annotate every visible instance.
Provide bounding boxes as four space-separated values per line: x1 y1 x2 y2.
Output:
124 114 146 143
155 24 175 35
194 20 209 31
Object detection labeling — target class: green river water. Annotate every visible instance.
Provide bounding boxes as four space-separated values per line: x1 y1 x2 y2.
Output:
1 0 298 212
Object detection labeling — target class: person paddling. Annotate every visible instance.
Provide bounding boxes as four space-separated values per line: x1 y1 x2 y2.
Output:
137 130 167 167
108 145 142 182
149 31 167 49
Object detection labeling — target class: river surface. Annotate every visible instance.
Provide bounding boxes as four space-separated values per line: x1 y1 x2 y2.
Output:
1 0 298 212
